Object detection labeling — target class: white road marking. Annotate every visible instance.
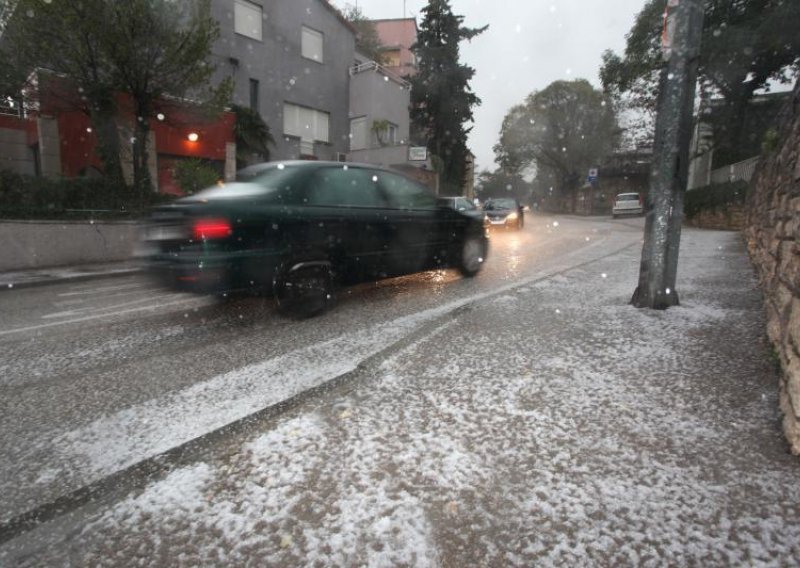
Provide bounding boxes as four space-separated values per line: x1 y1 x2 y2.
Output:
41 294 183 320
52 299 86 308
0 297 204 337
57 283 150 297
41 311 83 320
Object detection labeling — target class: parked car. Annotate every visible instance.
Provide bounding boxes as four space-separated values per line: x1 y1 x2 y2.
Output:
612 192 644 218
483 197 524 230
439 196 488 225
144 161 489 317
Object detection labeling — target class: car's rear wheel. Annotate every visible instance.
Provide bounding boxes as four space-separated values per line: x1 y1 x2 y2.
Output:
458 235 487 277
274 262 335 319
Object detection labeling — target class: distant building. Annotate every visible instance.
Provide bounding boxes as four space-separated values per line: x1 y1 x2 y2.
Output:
371 18 418 78
575 149 652 215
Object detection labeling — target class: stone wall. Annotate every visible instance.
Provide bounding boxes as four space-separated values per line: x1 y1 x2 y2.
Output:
745 83 800 454
686 204 745 231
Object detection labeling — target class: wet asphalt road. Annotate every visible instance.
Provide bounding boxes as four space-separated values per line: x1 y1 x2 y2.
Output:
0 214 644 525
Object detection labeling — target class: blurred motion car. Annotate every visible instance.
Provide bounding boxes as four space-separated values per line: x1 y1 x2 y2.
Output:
612 192 644 218
483 197 524 230
144 161 489 317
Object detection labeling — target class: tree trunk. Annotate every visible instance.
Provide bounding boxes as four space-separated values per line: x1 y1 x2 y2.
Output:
131 104 154 204
631 0 704 310
89 96 125 187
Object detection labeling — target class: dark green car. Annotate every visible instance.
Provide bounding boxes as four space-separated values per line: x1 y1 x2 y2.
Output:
144 161 489 317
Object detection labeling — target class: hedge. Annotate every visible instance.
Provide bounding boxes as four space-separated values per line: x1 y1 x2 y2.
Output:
0 170 175 220
684 180 749 220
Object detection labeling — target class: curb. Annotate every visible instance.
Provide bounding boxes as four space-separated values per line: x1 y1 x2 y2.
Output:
0 266 144 292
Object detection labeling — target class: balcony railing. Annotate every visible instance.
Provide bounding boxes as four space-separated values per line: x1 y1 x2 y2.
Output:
710 156 759 185
349 61 410 88
0 99 24 118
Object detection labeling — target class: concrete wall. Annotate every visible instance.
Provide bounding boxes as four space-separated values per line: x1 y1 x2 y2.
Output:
0 126 36 176
0 220 140 271
745 83 800 454
210 0 355 162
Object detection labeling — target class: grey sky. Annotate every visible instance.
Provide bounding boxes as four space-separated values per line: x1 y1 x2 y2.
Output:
333 0 647 174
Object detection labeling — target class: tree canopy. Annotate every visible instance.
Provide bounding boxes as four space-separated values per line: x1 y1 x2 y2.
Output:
410 0 487 196
601 0 800 149
342 4 387 64
494 79 619 208
0 0 229 193
476 170 532 203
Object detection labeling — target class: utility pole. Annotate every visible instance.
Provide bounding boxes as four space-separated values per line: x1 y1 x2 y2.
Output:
631 0 705 309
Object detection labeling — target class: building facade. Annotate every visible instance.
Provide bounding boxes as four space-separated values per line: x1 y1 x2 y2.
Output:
210 0 355 162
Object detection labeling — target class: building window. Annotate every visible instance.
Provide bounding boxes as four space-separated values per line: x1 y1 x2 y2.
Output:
301 26 324 63
234 0 262 41
386 122 398 145
350 117 368 151
249 78 259 111
284 102 330 143
384 49 401 67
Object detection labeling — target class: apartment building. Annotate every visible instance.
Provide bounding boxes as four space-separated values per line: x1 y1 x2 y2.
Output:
211 0 356 162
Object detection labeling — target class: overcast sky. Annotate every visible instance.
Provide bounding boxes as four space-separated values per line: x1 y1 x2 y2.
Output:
332 0 647 174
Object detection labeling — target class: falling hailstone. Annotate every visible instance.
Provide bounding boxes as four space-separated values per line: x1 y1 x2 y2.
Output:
553 221 559 227
7 284 13 289
601 273 608 279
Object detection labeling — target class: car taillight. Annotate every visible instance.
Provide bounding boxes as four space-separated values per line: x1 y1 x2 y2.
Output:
192 218 232 240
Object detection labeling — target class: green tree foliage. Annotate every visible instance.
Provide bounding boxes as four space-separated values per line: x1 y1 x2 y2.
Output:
494 80 619 210
0 0 230 196
0 0 126 186
173 159 220 195
102 0 230 195
231 104 274 169
476 170 532 203
342 4 387 64
410 0 487 196
601 0 800 149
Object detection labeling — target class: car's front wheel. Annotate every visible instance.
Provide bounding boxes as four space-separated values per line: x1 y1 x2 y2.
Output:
458 235 487 277
274 262 335 319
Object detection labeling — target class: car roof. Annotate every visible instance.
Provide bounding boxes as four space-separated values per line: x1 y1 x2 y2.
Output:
237 160 396 176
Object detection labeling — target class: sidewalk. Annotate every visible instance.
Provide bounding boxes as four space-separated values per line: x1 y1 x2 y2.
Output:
0 260 143 291
5 228 800 566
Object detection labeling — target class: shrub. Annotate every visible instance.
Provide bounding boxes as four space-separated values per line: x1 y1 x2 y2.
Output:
684 180 749 220
173 159 220 195
0 170 175 219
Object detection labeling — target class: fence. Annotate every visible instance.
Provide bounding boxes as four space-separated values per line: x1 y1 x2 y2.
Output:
710 156 759 185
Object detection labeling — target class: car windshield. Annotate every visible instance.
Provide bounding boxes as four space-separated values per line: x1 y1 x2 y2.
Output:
2 0 797 564
484 198 516 210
